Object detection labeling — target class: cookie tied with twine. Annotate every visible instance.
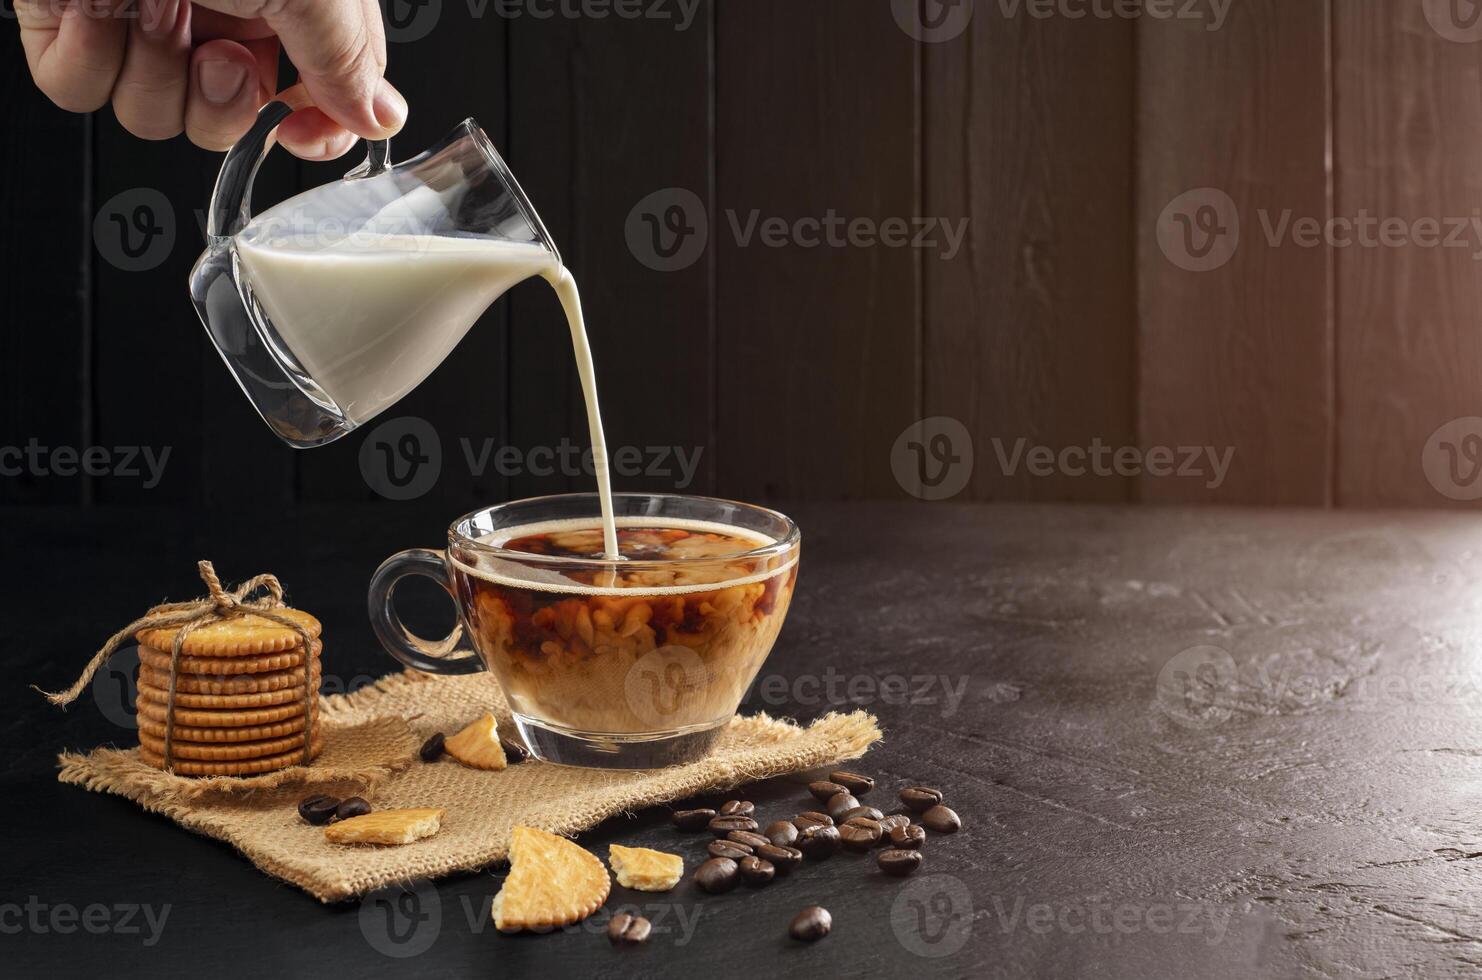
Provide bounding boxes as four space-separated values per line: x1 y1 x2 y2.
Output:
38 561 320 775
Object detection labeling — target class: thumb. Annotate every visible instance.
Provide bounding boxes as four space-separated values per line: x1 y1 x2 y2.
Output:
195 0 406 139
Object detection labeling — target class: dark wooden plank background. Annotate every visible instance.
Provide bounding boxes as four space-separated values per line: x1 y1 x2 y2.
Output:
6 0 1482 512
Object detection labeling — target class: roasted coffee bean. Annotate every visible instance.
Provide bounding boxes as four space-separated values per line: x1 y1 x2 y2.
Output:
808 780 847 802
826 792 860 821
877 814 911 835
709 840 753 860
839 818 882 852
738 855 776 887
608 912 652 945
694 857 740 894
840 805 884 824
877 848 923 877
830 770 875 795
673 807 718 832
889 824 927 850
921 805 961 834
418 733 446 762
335 797 372 821
796 823 841 859
789 906 832 942
500 739 528 764
794 811 834 830
757 843 803 875
709 815 759 837
728 830 771 850
765 820 799 847
719 799 755 817
900 786 944 813
297 794 340 825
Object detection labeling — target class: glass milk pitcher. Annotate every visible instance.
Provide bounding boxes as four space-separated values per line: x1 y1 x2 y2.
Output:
190 95 559 448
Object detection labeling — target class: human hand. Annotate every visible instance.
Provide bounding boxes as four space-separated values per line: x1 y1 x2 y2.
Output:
15 0 407 158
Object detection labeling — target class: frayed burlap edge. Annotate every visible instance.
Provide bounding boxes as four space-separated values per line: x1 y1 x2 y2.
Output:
56 715 420 802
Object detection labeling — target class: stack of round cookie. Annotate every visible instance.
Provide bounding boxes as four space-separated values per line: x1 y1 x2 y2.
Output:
133 609 324 776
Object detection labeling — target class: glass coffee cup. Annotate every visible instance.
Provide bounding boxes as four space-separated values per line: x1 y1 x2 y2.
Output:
369 493 800 768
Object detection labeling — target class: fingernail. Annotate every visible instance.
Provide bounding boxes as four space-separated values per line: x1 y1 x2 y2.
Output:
373 80 408 131
198 60 247 105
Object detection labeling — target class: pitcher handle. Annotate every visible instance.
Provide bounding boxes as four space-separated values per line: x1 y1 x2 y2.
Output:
368 549 486 675
205 86 391 240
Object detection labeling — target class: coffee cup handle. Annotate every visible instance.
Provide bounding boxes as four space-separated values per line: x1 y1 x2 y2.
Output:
368 549 485 675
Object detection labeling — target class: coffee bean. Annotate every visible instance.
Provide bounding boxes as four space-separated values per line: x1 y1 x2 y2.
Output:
900 786 943 813
765 820 799 847
719 800 755 817
709 840 753 860
297 794 340 825
830 770 875 795
889 824 927 850
877 814 911 835
739 855 776 887
673 807 718 832
500 739 528 764
840 805 884 824
877 848 923 877
796 823 841 859
826 792 859 821
839 818 881 852
757 844 803 875
921 805 961 834
694 857 740 894
789 906 832 942
728 830 771 850
709 815 759 837
608 912 652 945
335 797 372 821
794 811 834 830
418 733 445 762
808 780 847 802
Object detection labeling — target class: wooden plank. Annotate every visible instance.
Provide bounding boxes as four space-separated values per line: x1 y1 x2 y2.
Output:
714 0 919 501
924 2 1136 502
1333 1 1482 507
294 13 510 507
1137 0 1333 505
0 32 89 505
507 3 715 505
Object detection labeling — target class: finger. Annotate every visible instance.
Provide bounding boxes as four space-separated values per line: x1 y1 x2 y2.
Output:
110 0 190 140
194 0 405 140
277 107 358 161
190 7 274 42
16 0 129 113
184 39 260 151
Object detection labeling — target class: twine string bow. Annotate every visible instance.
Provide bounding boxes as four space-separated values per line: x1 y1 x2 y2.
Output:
39 561 316 772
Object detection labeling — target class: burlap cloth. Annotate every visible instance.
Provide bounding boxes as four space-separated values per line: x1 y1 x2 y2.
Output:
57 670 882 902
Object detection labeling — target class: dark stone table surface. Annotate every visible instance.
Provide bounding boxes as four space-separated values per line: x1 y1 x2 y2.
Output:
7 501 1482 978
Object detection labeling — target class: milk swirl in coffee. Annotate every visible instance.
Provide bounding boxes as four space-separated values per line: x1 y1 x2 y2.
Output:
235 231 619 558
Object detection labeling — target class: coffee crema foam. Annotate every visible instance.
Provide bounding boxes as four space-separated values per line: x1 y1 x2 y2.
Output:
451 518 794 595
